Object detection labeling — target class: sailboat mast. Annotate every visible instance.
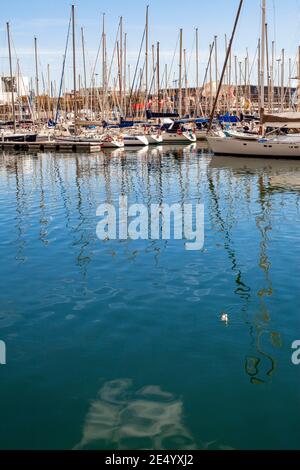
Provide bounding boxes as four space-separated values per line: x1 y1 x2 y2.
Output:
289 57 292 110
298 46 300 112
265 22 271 111
271 40 275 112
47 63 51 118
157 41 160 111
6 22 16 133
208 0 244 131
281 48 285 111
119 16 123 114
34 37 40 124
214 35 218 96
124 33 127 114
81 27 87 113
257 39 261 112
102 14 105 92
72 4 78 135
145 5 149 98
196 28 199 116
178 28 183 117
184 48 188 115
260 0 266 119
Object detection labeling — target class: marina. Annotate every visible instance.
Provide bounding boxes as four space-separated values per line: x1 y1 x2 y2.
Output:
0 0 300 456
2 1 300 157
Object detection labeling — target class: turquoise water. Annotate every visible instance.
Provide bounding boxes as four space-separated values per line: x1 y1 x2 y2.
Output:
0 144 300 450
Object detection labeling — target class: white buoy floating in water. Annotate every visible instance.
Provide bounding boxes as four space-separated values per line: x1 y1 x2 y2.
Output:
221 313 229 324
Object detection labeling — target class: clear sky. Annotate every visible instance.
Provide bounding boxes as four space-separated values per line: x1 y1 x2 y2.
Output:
1 0 300 90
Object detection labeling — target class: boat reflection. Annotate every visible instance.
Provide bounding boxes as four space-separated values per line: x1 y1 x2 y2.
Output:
208 154 286 384
210 155 300 193
0 148 292 385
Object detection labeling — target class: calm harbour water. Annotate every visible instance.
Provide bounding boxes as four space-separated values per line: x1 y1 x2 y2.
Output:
0 143 300 450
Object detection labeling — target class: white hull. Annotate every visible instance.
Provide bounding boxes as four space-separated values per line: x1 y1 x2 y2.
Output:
162 131 196 144
207 136 300 158
147 134 163 144
101 140 124 148
195 130 207 141
123 135 149 146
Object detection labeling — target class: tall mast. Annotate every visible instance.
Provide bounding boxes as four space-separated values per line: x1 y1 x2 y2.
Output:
164 63 168 113
184 48 188 115
281 48 285 112
34 37 40 123
119 16 123 113
257 39 261 112
72 4 78 135
260 0 266 120
209 43 213 113
235 55 238 112
47 63 51 118
214 35 218 96
157 41 160 111
124 32 127 115
102 14 105 92
102 14 106 118
145 5 149 97
265 22 271 111
152 44 155 96
178 28 183 117
271 40 275 112
17 59 21 122
6 22 16 133
246 48 250 100
195 28 199 116
298 46 300 112
289 57 292 110
225 35 229 111
81 26 87 112
208 0 244 131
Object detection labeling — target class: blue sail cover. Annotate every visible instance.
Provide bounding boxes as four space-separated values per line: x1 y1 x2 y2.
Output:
146 110 179 120
218 115 239 123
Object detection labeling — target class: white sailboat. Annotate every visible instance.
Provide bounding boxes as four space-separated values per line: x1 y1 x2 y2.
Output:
147 134 163 144
207 132 300 158
162 122 196 144
123 135 149 146
207 0 300 159
100 135 124 148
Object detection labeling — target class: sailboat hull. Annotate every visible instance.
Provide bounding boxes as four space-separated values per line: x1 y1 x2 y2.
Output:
162 131 196 144
207 136 300 159
147 135 163 144
123 136 149 146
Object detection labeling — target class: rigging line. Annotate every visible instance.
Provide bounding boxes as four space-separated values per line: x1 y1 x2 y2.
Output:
248 46 258 81
167 32 179 89
55 12 72 124
106 22 121 90
127 25 146 111
186 33 196 77
89 30 103 88
11 36 34 119
272 0 277 57
132 57 146 109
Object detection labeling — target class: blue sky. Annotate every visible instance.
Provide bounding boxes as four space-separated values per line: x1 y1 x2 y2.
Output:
1 0 300 89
